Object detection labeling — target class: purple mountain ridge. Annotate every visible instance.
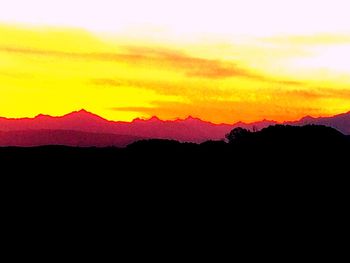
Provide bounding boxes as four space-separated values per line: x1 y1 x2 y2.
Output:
0 109 349 147
285 111 350 135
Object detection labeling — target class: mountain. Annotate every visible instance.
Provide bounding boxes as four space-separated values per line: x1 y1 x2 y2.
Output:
0 110 235 143
0 110 277 142
0 109 349 147
286 111 350 134
0 130 142 147
0 110 111 133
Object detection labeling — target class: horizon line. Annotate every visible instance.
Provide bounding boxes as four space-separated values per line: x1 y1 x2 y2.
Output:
1 108 349 126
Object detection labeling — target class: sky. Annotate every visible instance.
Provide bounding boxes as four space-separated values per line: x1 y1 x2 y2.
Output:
0 0 350 123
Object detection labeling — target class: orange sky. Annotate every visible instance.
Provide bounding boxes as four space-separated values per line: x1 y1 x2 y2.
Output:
1 0 350 123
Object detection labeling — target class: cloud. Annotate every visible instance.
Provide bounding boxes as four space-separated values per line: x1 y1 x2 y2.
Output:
1 45 252 79
91 75 304 100
283 88 350 100
0 69 31 79
1 44 292 82
263 34 350 46
91 78 234 99
122 46 256 79
1 42 305 87
0 46 128 61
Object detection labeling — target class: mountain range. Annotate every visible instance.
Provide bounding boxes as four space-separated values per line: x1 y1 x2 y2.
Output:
0 109 349 147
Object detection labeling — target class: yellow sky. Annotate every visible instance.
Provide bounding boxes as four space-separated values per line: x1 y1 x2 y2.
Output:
0 0 350 123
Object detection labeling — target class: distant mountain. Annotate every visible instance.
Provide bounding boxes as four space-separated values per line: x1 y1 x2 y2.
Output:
0 110 233 143
0 130 141 147
286 111 350 135
0 110 111 133
0 110 277 143
0 109 349 147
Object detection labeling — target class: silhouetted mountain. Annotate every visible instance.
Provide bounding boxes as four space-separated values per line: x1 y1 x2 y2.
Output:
1 125 348 208
231 119 278 131
129 125 349 176
1 125 348 172
227 124 347 148
0 109 350 146
3 125 348 240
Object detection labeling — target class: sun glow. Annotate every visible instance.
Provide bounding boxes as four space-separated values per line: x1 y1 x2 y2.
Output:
0 0 350 123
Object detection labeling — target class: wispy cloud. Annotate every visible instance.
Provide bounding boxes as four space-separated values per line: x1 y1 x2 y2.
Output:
285 88 350 100
0 46 139 62
0 45 254 79
91 78 232 98
0 69 31 79
263 34 350 46
122 46 256 79
1 44 302 85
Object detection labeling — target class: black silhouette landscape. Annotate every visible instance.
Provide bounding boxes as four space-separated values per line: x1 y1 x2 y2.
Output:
1 111 349 199
2 124 349 174
2 116 349 229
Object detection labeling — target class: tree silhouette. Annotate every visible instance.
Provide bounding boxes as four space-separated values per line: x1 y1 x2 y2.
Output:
225 127 251 144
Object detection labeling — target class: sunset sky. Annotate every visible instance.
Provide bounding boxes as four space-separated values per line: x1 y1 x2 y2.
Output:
1 0 350 123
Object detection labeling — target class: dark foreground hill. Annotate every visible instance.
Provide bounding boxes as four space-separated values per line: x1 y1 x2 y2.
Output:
1 125 349 175
2 124 348 239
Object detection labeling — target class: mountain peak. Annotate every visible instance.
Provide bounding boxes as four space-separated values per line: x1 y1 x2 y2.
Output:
66 109 99 117
182 115 207 124
77 109 89 114
32 109 102 121
185 115 200 121
35 113 51 119
300 115 315 122
70 109 93 115
149 116 161 122
59 109 109 123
